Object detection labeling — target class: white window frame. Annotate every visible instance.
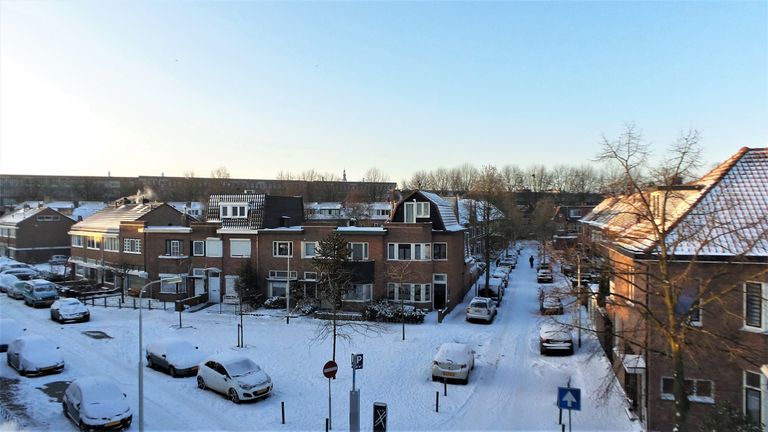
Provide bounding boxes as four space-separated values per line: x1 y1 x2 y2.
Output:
104 236 119 252
433 273 448 303
205 238 223 258
387 243 431 261
569 209 582 218
192 240 205 257
744 282 767 331
273 241 293 258
123 238 142 254
86 236 100 250
343 283 372 302
220 203 248 219
229 239 251 258
269 280 287 298
416 201 430 217
302 242 318 259
744 370 767 426
660 377 715 404
404 202 416 223
349 242 369 261
268 270 297 279
71 235 84 248
159 273 184 293
386 282 431 303
303 271 318 281
432 242 448 260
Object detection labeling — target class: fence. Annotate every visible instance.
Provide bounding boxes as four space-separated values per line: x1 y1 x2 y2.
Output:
78 294 174 311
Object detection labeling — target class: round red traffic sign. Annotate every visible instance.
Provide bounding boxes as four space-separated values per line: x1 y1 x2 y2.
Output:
323 360 338 379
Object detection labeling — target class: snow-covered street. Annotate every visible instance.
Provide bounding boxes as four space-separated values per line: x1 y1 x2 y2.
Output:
1 244 640 431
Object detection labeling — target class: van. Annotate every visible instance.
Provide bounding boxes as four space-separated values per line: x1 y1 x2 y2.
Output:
21 279 59 308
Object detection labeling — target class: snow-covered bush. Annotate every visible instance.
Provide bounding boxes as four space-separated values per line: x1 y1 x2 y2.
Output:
295 298 319 315
363 300 426 324
263 296 286 309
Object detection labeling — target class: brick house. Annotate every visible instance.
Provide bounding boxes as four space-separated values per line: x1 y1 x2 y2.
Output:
68 198 189 298
552 205 595 249
0 206 74 263
580 147 768 430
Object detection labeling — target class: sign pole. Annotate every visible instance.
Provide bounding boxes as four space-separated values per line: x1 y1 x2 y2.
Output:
569 408 572 432
328 377 332 430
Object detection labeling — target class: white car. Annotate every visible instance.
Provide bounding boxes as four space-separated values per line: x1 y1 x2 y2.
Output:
431 342 475 384
197 353 273 403
1 267 39 280
146 337 205 377
465 297 497 323
492 267 510 280
6 335 65 376
0 273 20 293
0 262 33 272
539 322 574 355
50 298 90 323
477 276 505 301
62 376 133 431
0 318 26 352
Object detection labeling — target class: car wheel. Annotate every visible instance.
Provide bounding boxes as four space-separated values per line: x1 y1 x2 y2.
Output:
79 420 88 432
461 375 469 385
146 357 154 369
229 388 240 404
431 375 438 382
540 345 546 355
197 376 206 390
169 366 177 377
62 401 68 417
50 312 56 321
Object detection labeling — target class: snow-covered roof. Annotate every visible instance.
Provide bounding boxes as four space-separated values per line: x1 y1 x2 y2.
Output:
306 202 343 210
70 203 163 233
457 199 505 225
0 207 46 225
336 226 386 233
70 202 108 221
583 147 768 257
418 191 464 232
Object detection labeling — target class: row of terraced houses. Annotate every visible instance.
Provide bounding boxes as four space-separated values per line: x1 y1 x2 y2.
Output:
66 191 479 312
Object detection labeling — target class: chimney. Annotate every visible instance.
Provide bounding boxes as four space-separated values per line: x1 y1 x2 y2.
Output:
281 216 291 228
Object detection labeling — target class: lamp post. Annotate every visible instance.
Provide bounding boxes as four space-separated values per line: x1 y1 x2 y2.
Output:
286 247 291 323
139 275 182 432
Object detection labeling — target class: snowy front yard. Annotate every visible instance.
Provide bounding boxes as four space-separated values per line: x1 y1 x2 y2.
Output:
1 244 640 431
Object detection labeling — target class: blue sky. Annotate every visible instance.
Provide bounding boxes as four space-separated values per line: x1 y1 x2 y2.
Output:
0 1 765 183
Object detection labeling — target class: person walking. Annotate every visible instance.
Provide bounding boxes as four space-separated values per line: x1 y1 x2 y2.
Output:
529 255 534 269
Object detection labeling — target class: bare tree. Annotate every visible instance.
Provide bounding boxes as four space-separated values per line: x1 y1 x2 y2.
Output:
470 165 505 292
210 166 231 179
589 126 768 431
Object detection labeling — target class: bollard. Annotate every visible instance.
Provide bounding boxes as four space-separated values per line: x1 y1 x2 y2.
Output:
104 297 107 307
133 298 136 309
561 424 565 432
281 401 285 424
325 418 329 432
286 315 289 325
435 391 439 413
443 379 447 396
558 408 562 425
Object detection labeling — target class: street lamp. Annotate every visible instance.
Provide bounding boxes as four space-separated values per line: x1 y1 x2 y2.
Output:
138 275 182 432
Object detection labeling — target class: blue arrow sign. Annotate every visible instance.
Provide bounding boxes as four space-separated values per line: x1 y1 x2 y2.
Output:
558 387 581 411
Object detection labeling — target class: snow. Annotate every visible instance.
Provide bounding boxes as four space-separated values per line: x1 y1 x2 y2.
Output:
0 243 640 431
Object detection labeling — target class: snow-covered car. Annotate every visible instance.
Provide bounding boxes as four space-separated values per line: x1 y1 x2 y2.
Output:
539 322 574 355
0 318 26 352
431 342 474 384
0 273 20 293
146 337 205 377
498 258 516 269
492 267 510 280
62 376 133 431
540 295 564 315
478 277 505 302
6 335 65 376
6 281 28 300
50 298 90 323
537 269 554 283
0 267 39 281
21 279 59 307
196 353 273 403
0 262 33 272
465 297 497 323
49 255 70 265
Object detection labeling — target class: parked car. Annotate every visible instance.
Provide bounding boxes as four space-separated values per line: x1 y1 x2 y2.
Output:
0 267 39 280
50 298 90 323
431 342 475 384
537 269 554 283
492 267 510 281
0 319 26 352
49 255 70 265
540 295 564 315
21 279 59 307
6 335 65 376
146 337 205 377
62 376 133 431
466 297 497 323
478 276 505 302
537 262 551 271
6 282 28 300
0 273 20 293
539 322 574 355
197 353 273 403
498 258 516 269
0 262 33 272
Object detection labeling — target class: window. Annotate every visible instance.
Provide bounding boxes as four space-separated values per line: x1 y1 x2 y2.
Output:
164 240 183 257
745 371 765 425
386 283 431 302
432 243 447 260
192 241 205 256
123 238 141 254
36 215 61 222
744 282 765 330
273 241 293 257
205 238 223 258
677 280 702 325
230 239 251 258
343 284 372 301
303 272 318 281
268 270 297 279
661 377 714 403
220 203 247 219
86 237 101 250
388 243 431 261
302 242 318 258
404 202 416 223
416 202 430 217
568 209 582 218
269 281 287 298
104 237 119 252
652 193 661 218
159 274 184 293
375 209 390 217
71 235 84 248
349 242 369 261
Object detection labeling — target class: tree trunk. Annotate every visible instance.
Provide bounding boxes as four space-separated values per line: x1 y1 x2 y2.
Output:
671 342 690 432
332 314 337 362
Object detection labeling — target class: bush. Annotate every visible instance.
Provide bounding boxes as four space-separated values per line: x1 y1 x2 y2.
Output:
295 298 319 315
363 300 426 324
263 296 286 309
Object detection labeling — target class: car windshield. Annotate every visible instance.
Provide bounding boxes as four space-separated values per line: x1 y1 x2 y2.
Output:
470 301 487 308
34 286 55 293
225 358 260 377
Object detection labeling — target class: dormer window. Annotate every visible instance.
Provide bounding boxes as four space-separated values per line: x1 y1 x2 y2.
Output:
416 202 430 218
220 203 247 219
404 201 430 223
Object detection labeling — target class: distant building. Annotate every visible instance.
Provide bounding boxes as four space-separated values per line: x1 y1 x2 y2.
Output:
0 207 74 263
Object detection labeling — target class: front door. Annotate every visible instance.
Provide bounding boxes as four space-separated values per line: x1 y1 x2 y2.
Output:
208 271 221 303
433 274 448 309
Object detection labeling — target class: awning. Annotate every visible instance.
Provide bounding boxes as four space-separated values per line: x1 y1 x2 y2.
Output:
622 354 646 374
